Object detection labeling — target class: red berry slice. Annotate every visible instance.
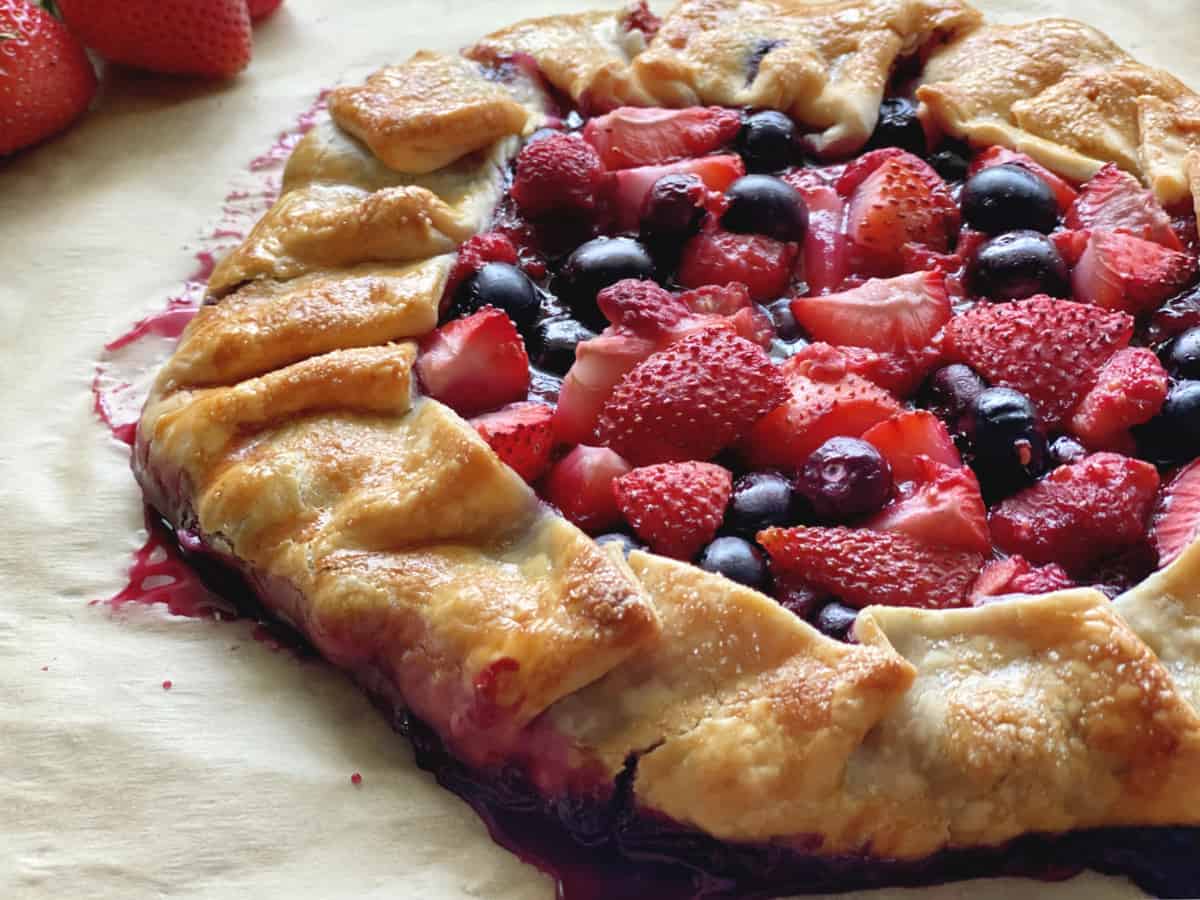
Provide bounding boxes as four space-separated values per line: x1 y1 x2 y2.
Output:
542 445 632 533
1066 162 1182 249
472 402 556 483
614 461 732 559
780 174 849 295
1071 230 1197 315
1150 459 1200 570
970 556 1074 603
677 228 798 301
596 279 690 337
989 452 1160 576
864 460 990 554
861 410 961 484
582 106 741 169
416 308 530 418
1068 347 1169 449
759 525 981 610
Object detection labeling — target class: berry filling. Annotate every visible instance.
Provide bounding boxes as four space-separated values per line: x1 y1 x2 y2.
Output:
417 95 1200 640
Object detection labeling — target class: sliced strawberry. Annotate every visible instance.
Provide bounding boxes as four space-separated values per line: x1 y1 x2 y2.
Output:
844 151 959 276
553 327 657 445
865 460 990 553
677 228 798 301
596 329 787 465
614 462 732 559
1071 230 1197 315
970 556 1074 603
542 445 632 533
416 308 530 417
837 344 941 399
677 282 752 316
1066 163 1182 249
471 402 556 483
742 345 901 470
610 154 745 230
780 177 848 295
511 133 607 218
444 232 519 302
835 148 910 198
759 525 981 609
989 452 1160 576
1150 459 1200 569
862 410 961 484
1068 347 1169 449
968 146 1079 213
790 270 950 355
596 279 690 337
940 295 1134 427
730 305 776 348
582 106 741 169
1050 229 1091 269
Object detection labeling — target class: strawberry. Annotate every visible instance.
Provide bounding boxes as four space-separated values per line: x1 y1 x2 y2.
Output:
511 132 606 218
790 270 950 355
1149 458 1200 569
780 176 848 295
835 344 941 399
248 0 284 20
989 452 1160 576
471 402 556 483
57 0 251 79
614 462 732 559
416 308 530 417
844 150 959 276
835 147 910 197
1066 163 1182 249
1050 229 1091 268
758 526 981 609
677 282 751 316
444 232 519 303
596 279 689 337
741 344 901 470
677 228 798 301
582 106 741 169
610 154 744 231
940 295 1134 427
967 146 1079 213
970 556 1074 603
553 327 657 446
542 445 631 533
1068 347 1169 449
0 0 96 155
861 410 961 484
596 328 788 465
865 459 990 553
1071 230 1197 315
729 305 775 348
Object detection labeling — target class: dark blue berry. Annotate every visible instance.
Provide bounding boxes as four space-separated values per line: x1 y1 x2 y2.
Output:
815 602 859 641
1048 435 1087 468
865 97 926 156
1162 327 1200 380
764 297 802 341
776 583 825 621
961 164 1059 234
736 110 797 173
929 148 970 183
1136 380 1200 464
533 315 596 375
557 237 656 330
967 387 1047 498
450 262 540 332
698 536 769 588
923 364 987 430
797 437 892 521
595 533 644 557
727 471 797 536
720 175 808 242
969 230 1069 301
639 173 706 244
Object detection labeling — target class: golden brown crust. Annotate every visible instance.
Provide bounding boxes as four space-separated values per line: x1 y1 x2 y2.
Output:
918 18 1200 202
329 51 530 175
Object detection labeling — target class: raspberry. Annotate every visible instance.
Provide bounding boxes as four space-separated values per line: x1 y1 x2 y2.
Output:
511 133 606 218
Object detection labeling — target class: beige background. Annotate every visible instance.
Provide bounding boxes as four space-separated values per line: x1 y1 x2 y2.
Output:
0 1 1195 898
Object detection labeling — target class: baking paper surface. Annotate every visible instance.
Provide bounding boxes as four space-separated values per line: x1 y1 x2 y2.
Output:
0 1 1194 897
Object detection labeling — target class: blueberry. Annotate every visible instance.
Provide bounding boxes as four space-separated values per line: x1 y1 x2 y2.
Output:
727 471 797 536
556 237 656 329
1048 435 1087 468
966 387 1047 498
961 164 1059 234
1162 327 1200 380
764 297 802 341
698 536 769 588
595 533 644 557
640 174 707 244
776 583 825 621
720 175 808 243
865 97 926 156
969 230 1069 301
736 110 797 173
1147 283 1200 345
1136 380 1200 464
797 437 892 521
815 602 859 641
450 262 540 332
533 315 596 375
922 364 987 430
928 148 970 183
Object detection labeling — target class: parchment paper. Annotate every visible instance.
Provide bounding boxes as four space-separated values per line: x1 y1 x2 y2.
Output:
1 1 1195 897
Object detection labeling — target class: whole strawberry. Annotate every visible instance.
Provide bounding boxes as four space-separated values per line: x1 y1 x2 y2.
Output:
0 0 96 155
57 0 252 79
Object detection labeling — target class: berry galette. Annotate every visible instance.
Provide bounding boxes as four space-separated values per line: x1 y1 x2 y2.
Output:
132 1 1200 896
